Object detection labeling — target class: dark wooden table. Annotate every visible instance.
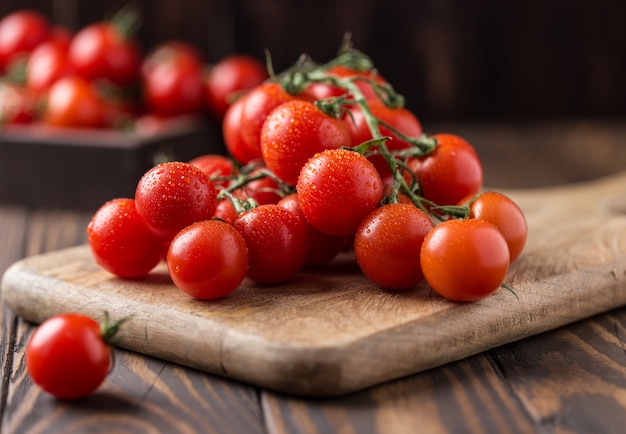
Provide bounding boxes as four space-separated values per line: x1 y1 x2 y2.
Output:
1 120 626 433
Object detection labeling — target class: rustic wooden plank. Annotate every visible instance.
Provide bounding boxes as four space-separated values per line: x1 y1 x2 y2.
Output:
263 354 538 434
3 169 626 397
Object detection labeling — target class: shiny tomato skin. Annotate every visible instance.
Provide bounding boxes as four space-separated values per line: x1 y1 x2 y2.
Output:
239 82 296 160
421 218 510 302
213 199 239 224
135 162 217 241
278 193 346 267
261 99 352 185
26 39 72 93
189 154 236 189
42 76 106 128
222 94 257 165
234 204 309 284
142 42 204 117
26 313 111 399
88 198 166 277
463 191 528 263
167 220 248 300
297 149 384 237
411 133 483 206
204 54 268 119
354 203 434 290
0 10 51 72
68 22 140 85
347 100 423 180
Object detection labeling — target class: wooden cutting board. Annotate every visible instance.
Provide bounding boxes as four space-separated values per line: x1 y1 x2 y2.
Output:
2 171 626 396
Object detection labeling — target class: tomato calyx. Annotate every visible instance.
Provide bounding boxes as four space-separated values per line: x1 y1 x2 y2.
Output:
99 311 128 347
108 3 141 40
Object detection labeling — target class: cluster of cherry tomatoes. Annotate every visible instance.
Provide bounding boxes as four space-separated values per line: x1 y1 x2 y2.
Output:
0 8 267 130
87 39 528 304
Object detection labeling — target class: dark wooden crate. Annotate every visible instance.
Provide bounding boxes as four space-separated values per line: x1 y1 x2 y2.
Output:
0 117 225 210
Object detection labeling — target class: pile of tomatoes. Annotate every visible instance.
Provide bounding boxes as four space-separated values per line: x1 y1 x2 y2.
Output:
87 40 528 304
0 8 267 130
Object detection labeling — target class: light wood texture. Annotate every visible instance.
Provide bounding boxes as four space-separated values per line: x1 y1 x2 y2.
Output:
3 171 626 397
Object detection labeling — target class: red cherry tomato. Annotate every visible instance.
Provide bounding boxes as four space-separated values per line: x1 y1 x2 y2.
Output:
410 133 483 206
461 191 528 263
346 100 423 180
234 204 309 284
87 198 166 278
233 167 282 205
222 94 257 165
68 20 140 86
167 219 248 300
239 82 296 160
213 199 239 224
354 203 434 290
189 154 237 189
204 54 268 119
134 162 218 241
278 193 346 267
261 99 352 185
142 41 204 117
0 9 51 73
42 76 106 128
26 39 72 93
26 313 113 399
297 149 384 237
421 218 510 302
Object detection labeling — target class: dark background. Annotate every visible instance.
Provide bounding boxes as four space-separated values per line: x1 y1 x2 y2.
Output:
1 0 624 123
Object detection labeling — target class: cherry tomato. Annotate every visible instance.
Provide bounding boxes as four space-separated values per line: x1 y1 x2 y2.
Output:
213 199 239 224
142 41 204 117
0 9 51 73
346 100 423 180
68 19 141 86
261 99 352 185
421 218 510 302
239 82 296 160
278 193 346 267
42 76 106 128
410 133 483 206
223 94 257 165
234 204 309 284
189 154 237 189
134 161 217 241
26 39 72 93
354 203 434 290
87 198 166 278
26 313 113 399
167 219 248 300
461 191 528 263
297 149 384 237
204 54 268 119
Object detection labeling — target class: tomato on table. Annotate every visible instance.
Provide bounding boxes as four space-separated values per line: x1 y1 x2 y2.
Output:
354 203 434 290
222 94 257 165
234 204 309 284
409 133 483 206
261 99 352 186
26 39 72 93
189 154 237 190
134 161 218 241
167 219 248 300
297 149 384 237
87 198 166 278
420 218 510 302
26 313 118 399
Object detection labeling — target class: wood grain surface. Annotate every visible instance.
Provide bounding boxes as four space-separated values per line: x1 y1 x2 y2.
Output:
3 169 626 397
